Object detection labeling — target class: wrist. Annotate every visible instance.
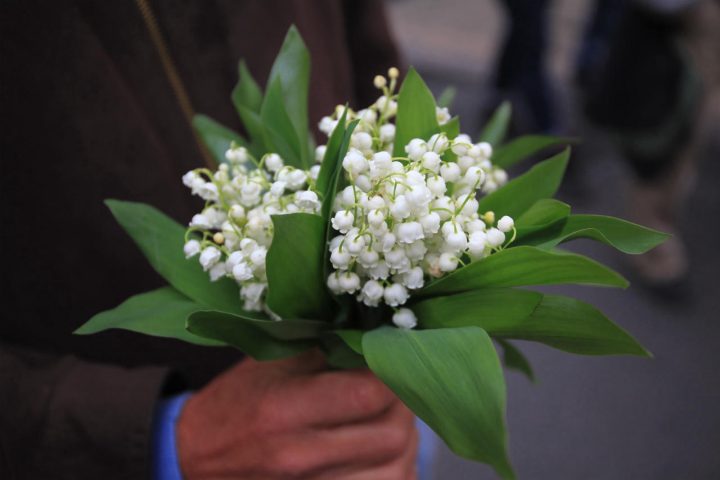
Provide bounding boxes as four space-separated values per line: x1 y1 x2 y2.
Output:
153 392 193 480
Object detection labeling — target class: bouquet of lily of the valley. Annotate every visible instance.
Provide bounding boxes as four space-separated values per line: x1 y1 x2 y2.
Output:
78 27 668 479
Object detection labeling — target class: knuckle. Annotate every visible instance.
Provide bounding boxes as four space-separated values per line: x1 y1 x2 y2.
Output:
270 447 312 479
382 424 412 457
350 379 389 415
255 393 288 433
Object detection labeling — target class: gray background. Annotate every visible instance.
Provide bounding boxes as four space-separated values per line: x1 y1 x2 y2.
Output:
383 0 720 478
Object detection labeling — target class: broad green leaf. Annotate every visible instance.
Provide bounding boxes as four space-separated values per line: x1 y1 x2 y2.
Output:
439 116 460 139
267 26 311 165
334 329 364 354
104 200 249 315
364 327 515 479
232 60 262 113
266 213 332 320
478 149 569 218
393 68 440 157
251 318 329 341
523 214 669 254
495 295 650 356
187 310 314 361
492 134 573 169
321 120 360 281
412 288 543 329
76 287 223 346
515 199 571 238
316 108 349 203
261 78 303 167
322 332 366 369
437 86 457 108
497 339 535 382
479 101 511 146
418 246 628 297
235 105 267 158
192 114 249 166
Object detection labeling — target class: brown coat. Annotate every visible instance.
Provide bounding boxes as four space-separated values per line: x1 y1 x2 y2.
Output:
0 1 399 478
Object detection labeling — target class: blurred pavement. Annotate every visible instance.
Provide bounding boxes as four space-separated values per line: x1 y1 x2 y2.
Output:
385 0 720 478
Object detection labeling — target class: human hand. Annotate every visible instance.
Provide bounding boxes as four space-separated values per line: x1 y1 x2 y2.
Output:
177 350 418 479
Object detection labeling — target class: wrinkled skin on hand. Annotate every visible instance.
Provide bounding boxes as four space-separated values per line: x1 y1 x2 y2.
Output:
178 350 418 480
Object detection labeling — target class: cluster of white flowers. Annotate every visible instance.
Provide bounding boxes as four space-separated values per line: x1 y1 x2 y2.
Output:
182 67 513 328
182 147 321 312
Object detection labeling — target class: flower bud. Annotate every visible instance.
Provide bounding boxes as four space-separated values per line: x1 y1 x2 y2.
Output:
338 271 361 293
384 283 409 307
232 262 254 282
209 262 226 282
199 246 221 271
497 215 514 233
332 210 355 233
439 252 459 272
360 280 384 306
358 248 380 268
374 75 387 89
330 247 352 269
264 153 284 172
183 240 201 258
396 221 425 244
392 308 417 329
486 227 506 247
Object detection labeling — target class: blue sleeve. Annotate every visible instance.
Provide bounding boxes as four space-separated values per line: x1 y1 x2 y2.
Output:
416 417 438 480
152 392 193 480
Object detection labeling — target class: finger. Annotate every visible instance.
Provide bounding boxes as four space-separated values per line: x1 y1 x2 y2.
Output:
276 401 416 477
314 420 420 480
286 369 397 427
273 348 327 374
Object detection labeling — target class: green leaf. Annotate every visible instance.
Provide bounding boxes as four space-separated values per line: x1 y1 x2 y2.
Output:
76 287 223 346
334 329 364 354
316 108 349 203
250 318 329 341
265 213 331 320
235 105 267 158
417 246 628 297
393 68 440 157
496 295 650 356
497 339 535 382
439 116 460 139
192 114 249 166
479 101 511 146
364 326 515 479
230 61 266 156
478 149 570 218
267 26 311 165
104 200 249 316
187 310 314 361
412 288 543 329
232 60 263 113
322 332 366 369
492 134 574 169
321 120 360 282
523 214 669 254
437 86 457 108
412 288 648 357
515 199 571 238
261 78 303 167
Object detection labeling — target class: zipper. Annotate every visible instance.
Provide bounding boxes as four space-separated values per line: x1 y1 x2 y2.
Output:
135 0 215 169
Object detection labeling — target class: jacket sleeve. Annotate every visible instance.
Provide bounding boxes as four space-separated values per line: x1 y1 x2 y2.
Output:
0 342 169 480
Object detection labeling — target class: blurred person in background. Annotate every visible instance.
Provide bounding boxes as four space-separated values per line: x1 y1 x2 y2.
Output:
0 1 430 479
583 0 720 289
